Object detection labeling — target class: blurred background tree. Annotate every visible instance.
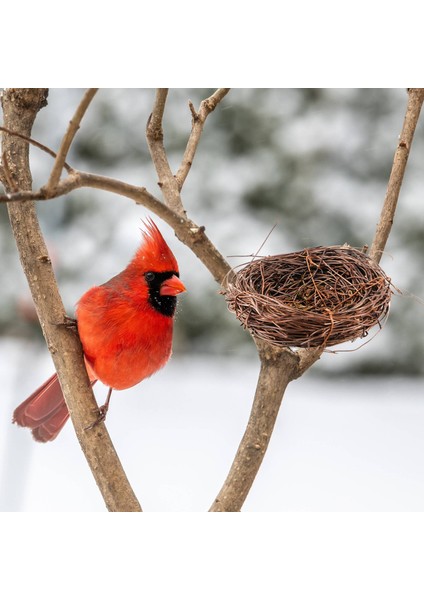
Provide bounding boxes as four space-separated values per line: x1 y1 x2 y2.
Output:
1 89 423 374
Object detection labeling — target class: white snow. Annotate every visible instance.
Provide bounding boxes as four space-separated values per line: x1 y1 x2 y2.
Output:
1 337 423 512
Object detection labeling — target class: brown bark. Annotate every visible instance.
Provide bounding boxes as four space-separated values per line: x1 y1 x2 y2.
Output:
369 88 424 264
1 88 141 512
209 343 322 511
210 343 298 511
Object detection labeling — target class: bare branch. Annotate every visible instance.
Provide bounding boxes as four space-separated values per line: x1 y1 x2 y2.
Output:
369 88 424 264
210 343 298 511
78 171 233 285
147 88 323 512
46 88 98 191
0 125 73 173
146 88 185 215
209 342 323 511
147 88 168 135
1 88 233 286
176 88 230 189
0 170 233 286
1 88 141 512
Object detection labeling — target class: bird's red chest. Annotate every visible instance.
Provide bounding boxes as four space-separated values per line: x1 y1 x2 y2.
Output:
76 287 174 390
93 324 173 389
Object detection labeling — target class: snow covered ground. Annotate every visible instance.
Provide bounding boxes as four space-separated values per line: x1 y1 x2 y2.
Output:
1 337 423 512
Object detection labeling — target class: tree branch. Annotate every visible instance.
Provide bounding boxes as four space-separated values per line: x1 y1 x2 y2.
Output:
146 88 185 215
144 88 322 512
209 90 424 511
0 125 73 173
209 342 322 511
46 88 98 192
79 171 233 284
146 88 230 215
210 343 297 511
0 170 233 286
1 88 141 512
369 88 424 264
175 88 230 189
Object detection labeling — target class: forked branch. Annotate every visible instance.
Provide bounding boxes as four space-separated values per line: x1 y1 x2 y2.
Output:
176 88 230 189
209 87 424 511
3 88 421 513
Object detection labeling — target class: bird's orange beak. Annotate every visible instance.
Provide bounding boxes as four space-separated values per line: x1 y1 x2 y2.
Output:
160 274 186 296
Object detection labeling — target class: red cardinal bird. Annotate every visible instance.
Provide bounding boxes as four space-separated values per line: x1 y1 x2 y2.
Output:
13 219 186 442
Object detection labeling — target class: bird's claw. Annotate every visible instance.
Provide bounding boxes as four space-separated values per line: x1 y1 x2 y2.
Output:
62 315 78 329
84 404 108 431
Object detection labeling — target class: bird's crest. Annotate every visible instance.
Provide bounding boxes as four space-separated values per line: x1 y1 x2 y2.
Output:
134 218 179 274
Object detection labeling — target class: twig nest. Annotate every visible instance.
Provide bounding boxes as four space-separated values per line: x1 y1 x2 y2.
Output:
225 245 393 348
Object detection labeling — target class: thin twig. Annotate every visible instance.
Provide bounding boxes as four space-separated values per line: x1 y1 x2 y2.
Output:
46 88 98 192
0 126 73 172
176 88 230 189
369 88 424 264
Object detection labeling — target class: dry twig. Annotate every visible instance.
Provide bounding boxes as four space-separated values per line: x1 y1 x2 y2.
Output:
369 88 424 263
46 88 98 192
0 125 73 172
176 88 230 189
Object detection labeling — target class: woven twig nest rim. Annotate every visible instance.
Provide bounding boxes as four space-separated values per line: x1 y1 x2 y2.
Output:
224 245 394 349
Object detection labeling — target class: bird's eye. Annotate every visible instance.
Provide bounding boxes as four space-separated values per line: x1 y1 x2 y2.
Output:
145 272 155 283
